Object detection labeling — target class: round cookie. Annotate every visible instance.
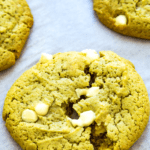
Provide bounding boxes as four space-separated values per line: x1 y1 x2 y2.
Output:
3 50 149 150
0 0 33 72
93 0 150 39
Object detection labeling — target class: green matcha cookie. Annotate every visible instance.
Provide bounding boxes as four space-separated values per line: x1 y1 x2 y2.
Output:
3 50 150 150
93 0 150 39
0 0 33 72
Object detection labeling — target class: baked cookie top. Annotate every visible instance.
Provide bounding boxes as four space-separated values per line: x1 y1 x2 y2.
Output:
0 0 33 71
3 50 150 150
93 0 150 39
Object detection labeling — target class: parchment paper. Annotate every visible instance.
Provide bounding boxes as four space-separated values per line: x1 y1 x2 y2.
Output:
0 0 150 149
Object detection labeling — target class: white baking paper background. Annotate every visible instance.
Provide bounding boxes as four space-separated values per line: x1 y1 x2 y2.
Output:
0 0 150 149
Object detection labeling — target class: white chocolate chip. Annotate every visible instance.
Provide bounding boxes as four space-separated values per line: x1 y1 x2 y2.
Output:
115 15 127 25
76 87 99 98
86 87 99 97
22 109 38 123
81 49 99 62
42 53 53 60
68 118 83 127
80 111 96 126
69 110 96 127
35 102 49 116
75 89 88 98
40 53 53 63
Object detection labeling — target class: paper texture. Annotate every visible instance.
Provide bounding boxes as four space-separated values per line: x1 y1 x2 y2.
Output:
0 0 150 149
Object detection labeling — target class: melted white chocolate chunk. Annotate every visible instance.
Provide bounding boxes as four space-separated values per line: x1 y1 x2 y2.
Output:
76 87 99 98
69 110 96 127
86 87 99 97
115 15 127 25
42 53 53 60
35 102 49 116
75 89 88 98
22 109 38 123
40 53 53 63
81 49 99 62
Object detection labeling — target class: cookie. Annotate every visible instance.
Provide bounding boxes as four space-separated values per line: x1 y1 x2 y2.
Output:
3 50 149 150
0 0 33 72
93 0 150 39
